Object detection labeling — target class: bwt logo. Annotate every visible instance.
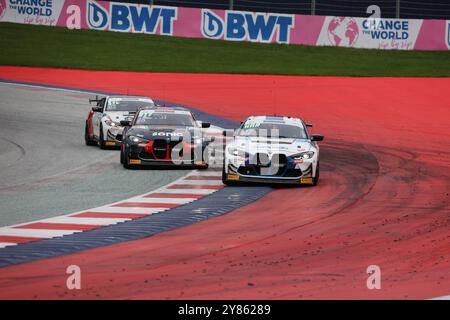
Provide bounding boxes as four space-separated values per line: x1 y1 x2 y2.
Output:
87 0 177 35
446 21 450 50
201 9 294 44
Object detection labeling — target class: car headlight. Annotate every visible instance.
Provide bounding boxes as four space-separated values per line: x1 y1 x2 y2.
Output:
128 135 147 143
294 151 315 160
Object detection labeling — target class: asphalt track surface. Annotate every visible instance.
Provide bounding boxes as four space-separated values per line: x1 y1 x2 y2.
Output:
0 82 190 227
0 67 449 299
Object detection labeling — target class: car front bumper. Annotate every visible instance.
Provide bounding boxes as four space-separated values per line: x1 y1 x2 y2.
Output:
127 158 207 168
225 173 314 185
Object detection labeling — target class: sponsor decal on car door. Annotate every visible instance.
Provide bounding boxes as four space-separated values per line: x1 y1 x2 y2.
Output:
446 21 450 50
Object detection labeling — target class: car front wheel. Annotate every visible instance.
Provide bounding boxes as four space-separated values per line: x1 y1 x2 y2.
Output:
222 161 237 186
123 147 131 169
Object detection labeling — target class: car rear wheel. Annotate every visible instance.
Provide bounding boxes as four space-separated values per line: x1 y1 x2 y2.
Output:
85 121 96 146
122 146 132 169
123 152 130 169
222 161 236 186
99 125 106 149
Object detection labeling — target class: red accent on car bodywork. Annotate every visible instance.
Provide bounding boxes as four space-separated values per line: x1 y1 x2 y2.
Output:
182 141 193 155
144 140 154 155
165 144 171 160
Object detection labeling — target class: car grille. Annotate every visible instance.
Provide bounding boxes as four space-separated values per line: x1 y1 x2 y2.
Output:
139 139 185 160
254 153 271 166
238 153 296 177
284 168 303 177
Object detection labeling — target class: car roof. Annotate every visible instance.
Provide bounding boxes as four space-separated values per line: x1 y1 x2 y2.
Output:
138 105 191 115
244 115 304 126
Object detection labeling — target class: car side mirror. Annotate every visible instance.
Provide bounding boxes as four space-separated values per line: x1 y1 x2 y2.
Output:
222 129 236 137
311 134 324 142
120 120 131 127
222 130 233 136
92 106 103 113
201 122 211 128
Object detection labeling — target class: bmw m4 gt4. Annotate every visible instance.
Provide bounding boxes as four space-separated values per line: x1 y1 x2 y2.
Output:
222 116 324 186
85 95 155 148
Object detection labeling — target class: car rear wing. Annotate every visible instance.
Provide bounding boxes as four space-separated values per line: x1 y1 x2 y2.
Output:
89 95 102 105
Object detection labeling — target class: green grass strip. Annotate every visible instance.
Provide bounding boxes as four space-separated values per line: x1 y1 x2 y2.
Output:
1 22 449 76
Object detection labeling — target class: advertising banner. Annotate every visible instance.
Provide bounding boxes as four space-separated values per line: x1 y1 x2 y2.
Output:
0 0 448 51
316 16 423 50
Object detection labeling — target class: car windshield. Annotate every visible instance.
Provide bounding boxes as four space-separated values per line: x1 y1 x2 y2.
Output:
237 122 307 139
134 110 195 126
106 98 154 111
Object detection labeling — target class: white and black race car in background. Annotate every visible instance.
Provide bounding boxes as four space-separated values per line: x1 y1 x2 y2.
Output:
85 95 155 148
222 116 324 186
119 106 213 169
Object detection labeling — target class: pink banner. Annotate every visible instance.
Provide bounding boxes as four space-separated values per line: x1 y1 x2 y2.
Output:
0 0 448 51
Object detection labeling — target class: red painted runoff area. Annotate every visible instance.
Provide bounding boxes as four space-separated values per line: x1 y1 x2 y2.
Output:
0 67 449 299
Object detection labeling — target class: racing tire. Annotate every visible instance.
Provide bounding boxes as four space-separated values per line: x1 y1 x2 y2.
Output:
99 125 107 149
122 147 132 169
123 153 130 169
85 121 97 146
120 145 125 164
196 163 209 170
313 162 320 186
195 149 209 170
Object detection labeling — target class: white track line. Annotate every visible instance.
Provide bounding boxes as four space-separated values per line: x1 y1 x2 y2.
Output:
430 295 450 300
187 171 222 176
41 216 130 226
174 179 223 186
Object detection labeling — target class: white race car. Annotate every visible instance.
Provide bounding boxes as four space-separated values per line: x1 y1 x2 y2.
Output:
222 116 324 186
85 95 155 148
